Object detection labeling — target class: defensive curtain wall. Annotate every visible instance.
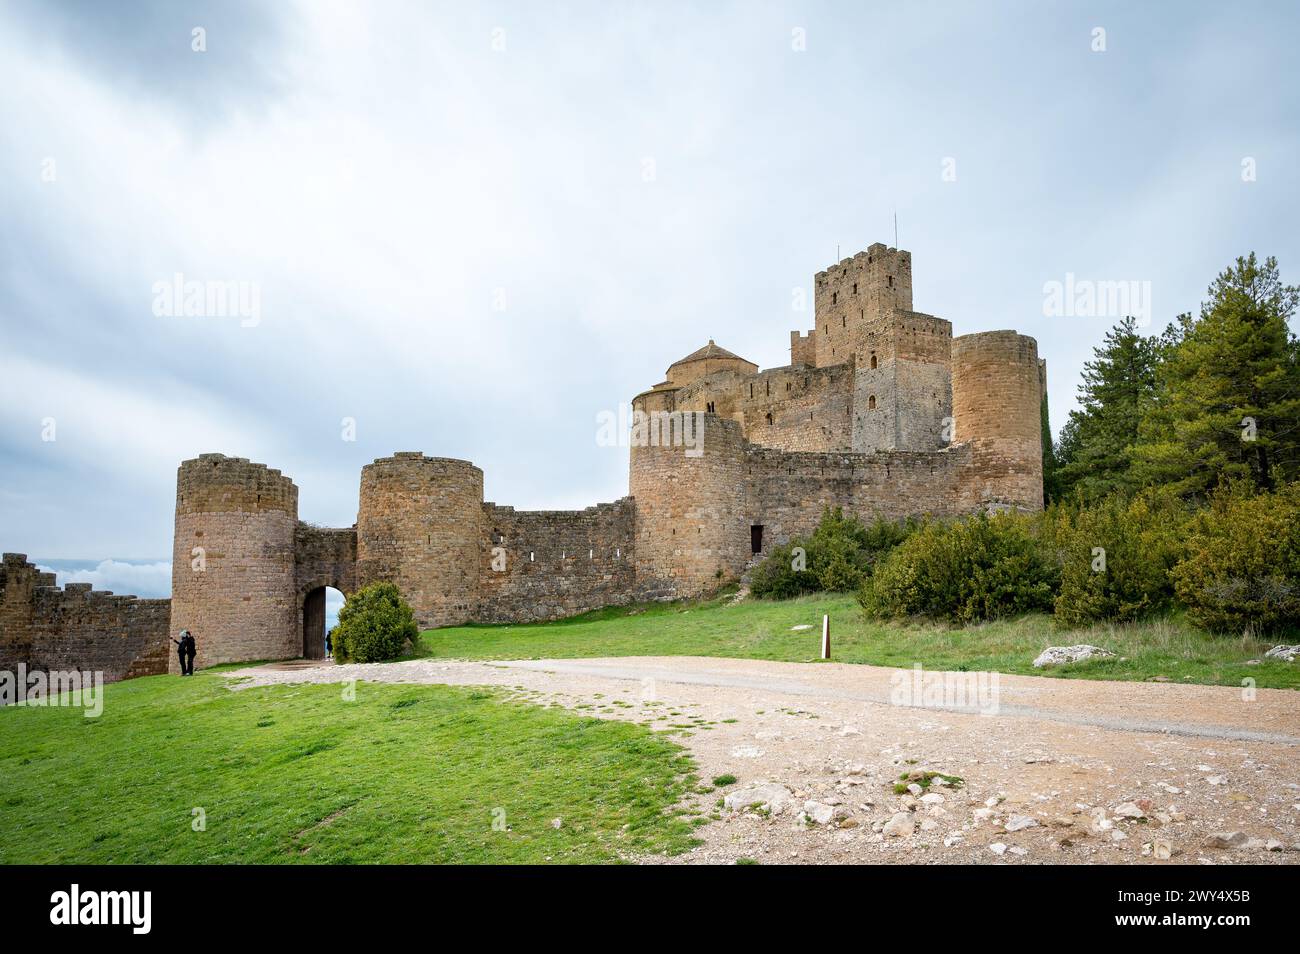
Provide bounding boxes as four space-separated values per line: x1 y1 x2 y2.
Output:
1 243 1045 678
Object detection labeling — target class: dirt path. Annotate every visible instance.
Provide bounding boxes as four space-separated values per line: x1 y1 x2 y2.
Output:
227 655 1300 865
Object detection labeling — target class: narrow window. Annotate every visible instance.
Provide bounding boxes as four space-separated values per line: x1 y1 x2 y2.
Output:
887 275 894 288
529 551 535 562
832 292 837 304
749 383 753 398
868 395 877 409
841 316 846 327
765 412 773 425
870 353 878 369
750 525 764 555
853 283 858 294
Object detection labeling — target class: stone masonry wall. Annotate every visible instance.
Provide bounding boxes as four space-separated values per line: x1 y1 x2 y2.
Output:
0 553 170 684
477 500 635 623
671 363 856 453
745 444 969 551
294 524 357 652
171 455 300 670
629 414 749 599
357 453 482 629
951 331 1044 511
813 244 913 368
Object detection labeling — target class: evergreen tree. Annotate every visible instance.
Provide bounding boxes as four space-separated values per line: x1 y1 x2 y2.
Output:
1134 254 1300 496
1055 316 1159 501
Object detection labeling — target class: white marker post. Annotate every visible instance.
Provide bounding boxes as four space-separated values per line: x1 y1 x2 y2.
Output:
821 614 830 660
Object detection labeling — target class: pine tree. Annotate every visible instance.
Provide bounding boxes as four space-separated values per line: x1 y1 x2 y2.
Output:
1133 254 1300 496
1055 316 1159 501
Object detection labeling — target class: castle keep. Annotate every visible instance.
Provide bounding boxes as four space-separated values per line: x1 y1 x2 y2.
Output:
1 244 1045 676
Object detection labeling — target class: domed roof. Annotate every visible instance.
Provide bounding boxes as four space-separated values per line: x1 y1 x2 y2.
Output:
669 339 752 367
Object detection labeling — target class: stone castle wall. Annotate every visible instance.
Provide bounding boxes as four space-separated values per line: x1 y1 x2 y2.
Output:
294 523 357 652
0 553 170 683
667 363 856 453
478 499 635 623
357 453 483 630
6 242 1047 676
952 331 1045 511
170 455 300 671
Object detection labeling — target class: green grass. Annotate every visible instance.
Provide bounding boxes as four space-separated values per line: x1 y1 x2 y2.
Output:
0 672 698 864
419 593 1300 689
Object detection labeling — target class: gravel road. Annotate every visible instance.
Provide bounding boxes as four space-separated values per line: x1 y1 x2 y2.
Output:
226 655 1300 865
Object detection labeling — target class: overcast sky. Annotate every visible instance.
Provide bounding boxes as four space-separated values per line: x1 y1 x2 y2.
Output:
2 1 1297 599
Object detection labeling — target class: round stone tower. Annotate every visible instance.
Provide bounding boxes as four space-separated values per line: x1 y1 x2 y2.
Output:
170 454 299 670
951 331 1044 511
629 413 748 599
356 453 483 629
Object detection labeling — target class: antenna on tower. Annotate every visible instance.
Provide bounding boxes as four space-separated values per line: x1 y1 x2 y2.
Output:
894 211 898 249
836 243 840 261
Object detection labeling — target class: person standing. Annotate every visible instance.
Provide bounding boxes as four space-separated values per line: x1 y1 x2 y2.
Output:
182 630 197 675
170 630 191 675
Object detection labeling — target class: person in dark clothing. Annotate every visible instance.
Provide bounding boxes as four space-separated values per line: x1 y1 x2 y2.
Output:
170 630 198 675
324 630 332 661
170 629 191 675
183 631 197 675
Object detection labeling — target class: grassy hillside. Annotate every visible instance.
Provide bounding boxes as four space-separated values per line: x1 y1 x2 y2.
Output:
0 672 697 864
420 593 1300 690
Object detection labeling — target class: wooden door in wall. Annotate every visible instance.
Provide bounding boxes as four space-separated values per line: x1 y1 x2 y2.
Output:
303 587 326 659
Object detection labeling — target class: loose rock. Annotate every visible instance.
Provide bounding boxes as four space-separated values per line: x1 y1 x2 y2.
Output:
1033 645 1115 668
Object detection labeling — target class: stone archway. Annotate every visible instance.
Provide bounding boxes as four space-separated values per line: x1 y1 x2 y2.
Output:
300 587 343 660
294 524 357 661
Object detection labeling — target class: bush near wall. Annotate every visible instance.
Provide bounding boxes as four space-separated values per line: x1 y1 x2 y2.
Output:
1171 481 1300 636
331 582 419 663
859 511 1059 625
749 508 915 598
1051 490 1189 627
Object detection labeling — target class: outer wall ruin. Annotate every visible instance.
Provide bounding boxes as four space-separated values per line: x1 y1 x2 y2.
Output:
0 243 1045 679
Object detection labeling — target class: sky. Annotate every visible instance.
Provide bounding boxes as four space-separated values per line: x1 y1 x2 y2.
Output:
2 0 1298 601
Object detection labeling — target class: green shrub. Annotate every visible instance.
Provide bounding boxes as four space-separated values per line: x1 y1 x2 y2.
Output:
331 582 419 663
1052 491 1189 626
859 511 1058 624
749 508 915 598
1171 482 1300 636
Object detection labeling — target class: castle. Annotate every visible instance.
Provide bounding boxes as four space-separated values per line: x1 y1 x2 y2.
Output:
1 244 1045 677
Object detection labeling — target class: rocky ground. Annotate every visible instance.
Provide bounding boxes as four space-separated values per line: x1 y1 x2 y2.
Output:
227 655 1300 865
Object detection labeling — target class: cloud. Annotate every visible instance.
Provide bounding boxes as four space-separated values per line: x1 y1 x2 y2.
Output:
1 0 1297 565
36 559 173 599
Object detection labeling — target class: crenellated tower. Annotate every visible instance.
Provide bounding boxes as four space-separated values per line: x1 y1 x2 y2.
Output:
170 455 300 670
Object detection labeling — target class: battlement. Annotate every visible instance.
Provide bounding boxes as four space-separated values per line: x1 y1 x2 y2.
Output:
363 452 483 476
790 329 817 367
0 555 171 683
814 242 910 280
176 453 298 515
